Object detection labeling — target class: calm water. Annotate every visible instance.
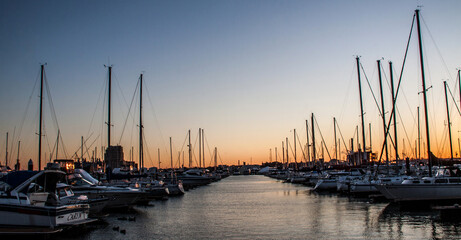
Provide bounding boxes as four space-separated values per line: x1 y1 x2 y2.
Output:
59 175 461 240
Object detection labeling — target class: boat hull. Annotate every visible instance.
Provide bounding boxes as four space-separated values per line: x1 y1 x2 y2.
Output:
0 203 90 228
376 184 461 202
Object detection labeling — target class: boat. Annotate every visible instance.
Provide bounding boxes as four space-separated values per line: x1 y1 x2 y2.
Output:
56 182 108 216
314 171 359 191
375 9 461 203
0 170 95 233
166 169 213 190
68 169 144 210
376 167 461 202
350 175 408 195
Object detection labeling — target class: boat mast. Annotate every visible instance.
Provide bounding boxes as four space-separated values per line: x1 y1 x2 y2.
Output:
415 9 432 176
199 128 201 168
282 141 285 166
188 130 191 167
444 81 453 161
285 137 289 168
214 147 217 171
377 60 389 171
356 57 366 164
139 74 144 171
204 131 207 167
170 137 173 169
81 136 84 162
389 61 399 161
56 130 59 160
158 148 161 169
458 69 461 110
306 120 310 164
293 129 297 170
311 113 316 165
369 123 372 158
417 106 420 160
5 132 8 168
16 141 20 170
334 118 337 160
38 64 44 170
107 66 112 148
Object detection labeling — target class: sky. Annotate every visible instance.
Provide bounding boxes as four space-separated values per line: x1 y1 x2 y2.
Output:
1 0 461 169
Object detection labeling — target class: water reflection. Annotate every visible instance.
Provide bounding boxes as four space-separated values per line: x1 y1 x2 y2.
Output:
55 175 461 240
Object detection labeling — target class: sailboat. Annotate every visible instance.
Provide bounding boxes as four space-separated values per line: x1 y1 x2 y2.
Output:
0 65 95 233
375 9 461 203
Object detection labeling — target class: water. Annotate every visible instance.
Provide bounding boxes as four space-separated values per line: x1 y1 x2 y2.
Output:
60 175 461 239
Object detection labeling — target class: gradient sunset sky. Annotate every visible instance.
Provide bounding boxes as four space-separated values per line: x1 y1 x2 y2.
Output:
1 0 461 169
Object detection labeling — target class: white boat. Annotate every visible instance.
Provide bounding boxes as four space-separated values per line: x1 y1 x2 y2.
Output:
68 169 144 209
314 176 337 191
337 175 363 192
350 175 409 194
56 183 108 215
0 170 95 232
375 168 461 202
314 172 359 191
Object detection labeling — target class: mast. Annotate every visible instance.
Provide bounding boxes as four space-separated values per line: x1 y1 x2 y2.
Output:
286 137 289 168
306 120 310 163
202 129 205 168
338 137 341 161
199 128 201 168
188 130 192 167
275 147 277 163
369 123 372 157
334 118 337 160
415 9 432 176
16 141 20 170
5 132 8 167
417 106 421 160
158 148 161 169
311 113 316 164
214 147 217 171
170 137 173 169
38 64 44 170
458 69 461 111
81 136 84 162
356 57 366 163
139 74 144 171
269 149 272 162
377 60 389 170
293 129 297 169
282 141 285 166
56 130 59 160
389 61 399 161
107 66 112 148
444 81 454 161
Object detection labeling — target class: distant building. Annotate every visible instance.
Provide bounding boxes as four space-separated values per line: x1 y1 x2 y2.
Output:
104 145 137 170
105 146 124 169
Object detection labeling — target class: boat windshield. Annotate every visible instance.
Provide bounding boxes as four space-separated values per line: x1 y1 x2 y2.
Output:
67 174 94 186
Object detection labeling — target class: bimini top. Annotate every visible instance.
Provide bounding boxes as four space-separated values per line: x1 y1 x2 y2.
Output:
0 171 39 190
0 170 66 194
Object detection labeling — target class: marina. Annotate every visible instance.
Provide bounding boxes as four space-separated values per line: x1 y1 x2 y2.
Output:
51 175 461 240
2 1 461 239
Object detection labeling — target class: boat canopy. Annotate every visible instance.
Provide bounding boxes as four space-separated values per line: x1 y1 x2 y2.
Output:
0 171 39 190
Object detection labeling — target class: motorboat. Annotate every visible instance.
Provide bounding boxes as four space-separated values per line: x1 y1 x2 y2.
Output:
56 182 108 216
67 169 145 210
0 170 95 233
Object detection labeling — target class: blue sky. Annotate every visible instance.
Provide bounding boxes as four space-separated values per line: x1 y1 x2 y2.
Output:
1 0 461 168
